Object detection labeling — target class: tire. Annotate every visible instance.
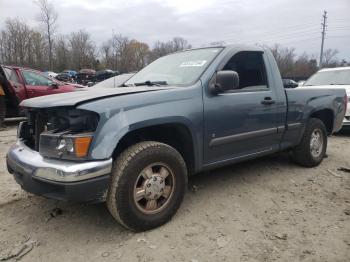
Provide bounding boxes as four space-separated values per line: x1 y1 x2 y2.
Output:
0 96 6 127
107 141 188 231
291 118 327 167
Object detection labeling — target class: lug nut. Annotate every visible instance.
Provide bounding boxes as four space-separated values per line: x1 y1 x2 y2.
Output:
147 183 151 188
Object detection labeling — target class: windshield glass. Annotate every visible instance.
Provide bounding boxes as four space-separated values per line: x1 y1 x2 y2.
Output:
124 48 223 86
304 69 350 86
93 74 134 88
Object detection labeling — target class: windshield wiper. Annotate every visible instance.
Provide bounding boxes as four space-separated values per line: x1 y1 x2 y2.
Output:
133 80 168 86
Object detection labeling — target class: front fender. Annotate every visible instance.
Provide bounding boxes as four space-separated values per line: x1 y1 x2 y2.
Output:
77 86 203 167
91 113 198 160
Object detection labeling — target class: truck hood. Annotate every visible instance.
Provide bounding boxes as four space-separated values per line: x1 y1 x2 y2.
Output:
20 86 174 108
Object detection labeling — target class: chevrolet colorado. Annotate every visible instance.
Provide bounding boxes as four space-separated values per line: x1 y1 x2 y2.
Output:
6 45 347 231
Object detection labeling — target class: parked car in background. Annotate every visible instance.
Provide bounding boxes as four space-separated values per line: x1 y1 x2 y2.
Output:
76 69 96 86
43 71 58 78
87 69 119 87
7 45 347 231
62 70 77 79
0 65 80 125
90 73 134 88
282 78 298 88
302 67 350 129
55 72 73 82
95 69 118 82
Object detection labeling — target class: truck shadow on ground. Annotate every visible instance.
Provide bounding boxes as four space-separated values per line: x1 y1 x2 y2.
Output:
335 129 350 137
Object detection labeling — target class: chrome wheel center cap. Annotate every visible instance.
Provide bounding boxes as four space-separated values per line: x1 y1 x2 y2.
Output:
144 175 165 200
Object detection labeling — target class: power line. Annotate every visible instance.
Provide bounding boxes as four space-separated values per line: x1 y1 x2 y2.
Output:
319 10 327 68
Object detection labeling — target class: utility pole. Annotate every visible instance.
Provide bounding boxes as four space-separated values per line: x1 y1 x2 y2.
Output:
319 10 327 68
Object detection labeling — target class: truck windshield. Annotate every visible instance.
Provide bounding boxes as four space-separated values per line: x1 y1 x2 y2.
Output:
304 69 350 86
124 48 223 87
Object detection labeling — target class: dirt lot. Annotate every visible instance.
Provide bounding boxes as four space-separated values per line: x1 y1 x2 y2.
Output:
0 123 349 262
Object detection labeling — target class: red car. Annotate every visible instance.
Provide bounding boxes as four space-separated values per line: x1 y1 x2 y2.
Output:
0 65 80 125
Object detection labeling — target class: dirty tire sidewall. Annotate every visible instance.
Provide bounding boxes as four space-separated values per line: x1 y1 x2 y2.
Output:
0 96 6 127
107 141 188 231
292 118 327 167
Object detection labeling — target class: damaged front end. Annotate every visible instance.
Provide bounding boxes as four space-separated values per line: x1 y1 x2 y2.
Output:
6 107 112 202
21 107 99 160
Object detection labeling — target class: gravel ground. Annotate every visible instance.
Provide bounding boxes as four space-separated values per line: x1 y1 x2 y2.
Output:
0 123 349 262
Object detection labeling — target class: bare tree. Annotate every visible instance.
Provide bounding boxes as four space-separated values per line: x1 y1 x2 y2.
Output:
0 18 45 69
322 49 339 68
35 0 58 70
150 37 192 61
292 52 318 78
69 30 96 70
270 44 296 77
53 35 70 71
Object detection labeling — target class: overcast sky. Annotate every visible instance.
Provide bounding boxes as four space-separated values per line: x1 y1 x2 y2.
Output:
1 0 349 60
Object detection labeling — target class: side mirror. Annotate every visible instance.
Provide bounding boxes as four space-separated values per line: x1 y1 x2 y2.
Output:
211 70 239 94
50 82 59 89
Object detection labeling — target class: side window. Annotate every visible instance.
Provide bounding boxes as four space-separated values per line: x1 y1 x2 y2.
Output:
3 68 21 84
22 71 53 86
223 51 268 90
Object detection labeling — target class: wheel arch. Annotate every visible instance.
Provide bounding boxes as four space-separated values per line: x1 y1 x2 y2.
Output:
111 122 198 175
309 108 334 135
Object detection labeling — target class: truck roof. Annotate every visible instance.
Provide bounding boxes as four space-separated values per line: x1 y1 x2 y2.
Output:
171 44 265 55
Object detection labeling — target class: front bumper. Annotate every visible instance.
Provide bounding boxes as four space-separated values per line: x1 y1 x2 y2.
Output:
6 140 113 202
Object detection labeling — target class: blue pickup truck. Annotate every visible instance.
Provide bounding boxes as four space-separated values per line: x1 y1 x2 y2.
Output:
6 45 347 231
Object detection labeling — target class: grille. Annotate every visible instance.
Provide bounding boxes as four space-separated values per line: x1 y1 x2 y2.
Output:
24 111 47 151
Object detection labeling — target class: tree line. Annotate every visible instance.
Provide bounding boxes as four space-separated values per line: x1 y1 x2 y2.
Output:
270 44 348 80
0 17 192 73
0 0 348 78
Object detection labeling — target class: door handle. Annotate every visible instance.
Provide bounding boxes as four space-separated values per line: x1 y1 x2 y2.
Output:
261 97 275 105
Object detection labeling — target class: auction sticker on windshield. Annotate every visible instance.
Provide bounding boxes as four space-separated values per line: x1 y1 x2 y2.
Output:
180 60 207 67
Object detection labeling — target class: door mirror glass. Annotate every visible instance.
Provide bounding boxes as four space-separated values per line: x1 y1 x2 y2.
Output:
212 70 239 94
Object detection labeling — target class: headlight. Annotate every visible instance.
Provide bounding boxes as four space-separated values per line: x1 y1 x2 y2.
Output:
40 132 93 160
56 135 92 157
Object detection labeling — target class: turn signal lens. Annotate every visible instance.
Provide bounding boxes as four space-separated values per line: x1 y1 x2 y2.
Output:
74 137 92 157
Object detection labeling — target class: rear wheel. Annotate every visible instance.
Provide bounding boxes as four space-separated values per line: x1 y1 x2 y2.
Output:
0 96 6 127
107 141 188 231
291 118 327 167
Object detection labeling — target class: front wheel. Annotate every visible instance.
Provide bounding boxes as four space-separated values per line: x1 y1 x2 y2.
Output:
107 141 188 231
291 118 327 167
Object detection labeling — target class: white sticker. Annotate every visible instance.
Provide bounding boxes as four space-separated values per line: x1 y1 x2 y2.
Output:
180 60 207 67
